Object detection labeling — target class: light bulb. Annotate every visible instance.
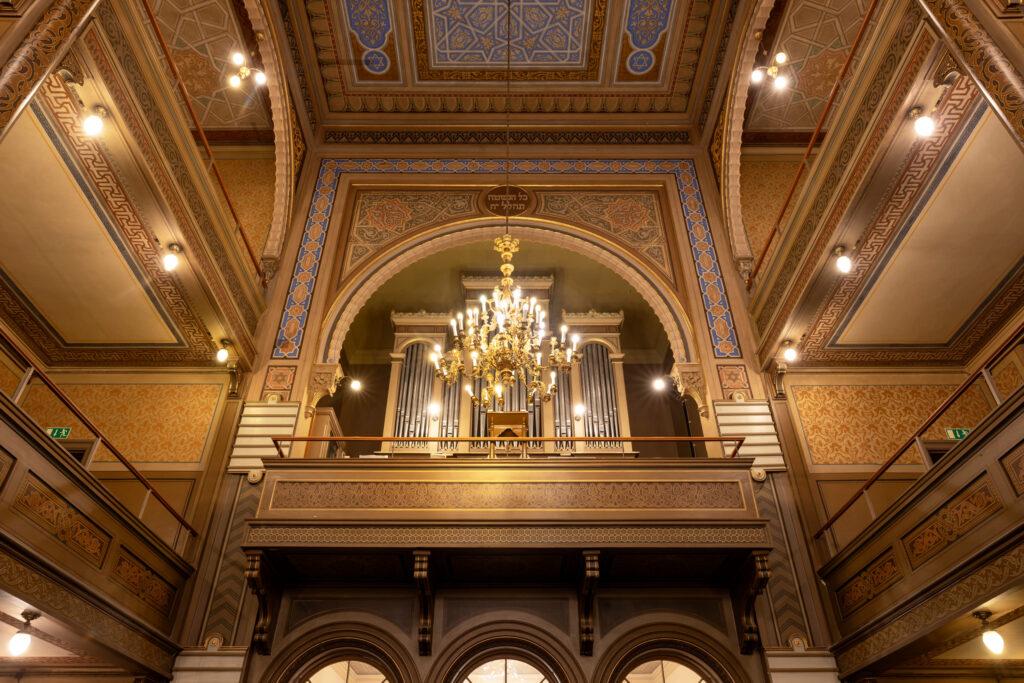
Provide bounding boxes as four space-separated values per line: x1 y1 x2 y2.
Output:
215 346 229 363
231 51 245 66
652 377 667 391
228 74 242 89
573 403 586 417
773 75 789 91
983 629 1004 655
914 114 935 137
162 251 180 272
82 113 104 137
782 345 798 362
253 70 267 86
433 344 441 353
775 51 788 64
750 68 765 84
464 383 473 396
427 402 441 417
836 254 853 273
349 379 362 392
7 631 30 656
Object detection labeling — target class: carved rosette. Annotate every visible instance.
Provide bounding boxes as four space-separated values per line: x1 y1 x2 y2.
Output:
305 363 342 417
671 363 709 417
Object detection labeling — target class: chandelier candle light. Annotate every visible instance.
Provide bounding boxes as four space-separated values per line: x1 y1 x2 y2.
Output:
431 235 580 410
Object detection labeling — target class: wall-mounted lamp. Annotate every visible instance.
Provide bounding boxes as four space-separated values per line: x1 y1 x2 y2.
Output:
781 340 798 363
228 50 266 89
162 243 182 272
349 378 363 392
215 339 231 363
573 403 586 421
428 402 441 421
973 610 1005 655
910 106 936 138
7 610 40 656
652 377 667 391
834 246 853 274
751 47 789 90
81 105 107 137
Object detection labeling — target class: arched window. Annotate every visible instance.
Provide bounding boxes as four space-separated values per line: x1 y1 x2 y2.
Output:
460 658 550 683
622 660 706 683
307 660 389 683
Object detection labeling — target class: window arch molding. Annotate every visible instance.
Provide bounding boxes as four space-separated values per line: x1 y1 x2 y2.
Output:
429 622 584 683
260 622 419 683
594 623 751 683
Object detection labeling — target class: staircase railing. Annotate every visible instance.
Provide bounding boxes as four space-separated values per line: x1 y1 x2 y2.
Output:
0 329 198 545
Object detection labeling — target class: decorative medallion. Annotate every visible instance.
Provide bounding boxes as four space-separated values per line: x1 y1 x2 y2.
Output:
482 185 530 216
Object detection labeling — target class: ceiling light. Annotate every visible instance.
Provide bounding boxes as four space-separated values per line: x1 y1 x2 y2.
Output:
834 246 853 274
910 106 935 137
231 51 245 66
775 51 788 64
81 105 107 137
7 610 39 657
781 341 798 363
162 243 182 272
215 340 231 363
228 73 242 89
349 379 362 392
973 610 1005 655
253 70 267 86
773 75 789 91
652 377 667 391
750 68 765 84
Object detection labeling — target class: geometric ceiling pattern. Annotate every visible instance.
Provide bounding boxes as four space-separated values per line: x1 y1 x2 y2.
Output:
281 0 736 139
149 0 272 131
747 0 872 132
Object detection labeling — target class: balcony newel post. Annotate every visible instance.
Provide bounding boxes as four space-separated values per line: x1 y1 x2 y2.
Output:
382 351 404 455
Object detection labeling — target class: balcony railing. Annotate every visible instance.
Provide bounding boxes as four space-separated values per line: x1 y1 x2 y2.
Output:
271 435 745 459
814 319 1024 552
0 331 198 551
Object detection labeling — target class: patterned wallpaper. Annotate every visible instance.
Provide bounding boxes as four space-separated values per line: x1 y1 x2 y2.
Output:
216 157 276 256
792 382 992 465
20 382 223 463
0 361 21 398
739 156 803 264
993 353 1024 398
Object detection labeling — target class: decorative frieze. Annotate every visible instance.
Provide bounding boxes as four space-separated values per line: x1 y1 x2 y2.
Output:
836 549 903 617
1000 440 1024 495
14 474 110 568
902 477 1002 568
111 550 176 615
269 480 746 511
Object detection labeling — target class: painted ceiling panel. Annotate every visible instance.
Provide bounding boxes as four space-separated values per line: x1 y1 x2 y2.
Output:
0 113 177 345
837 110 1024 346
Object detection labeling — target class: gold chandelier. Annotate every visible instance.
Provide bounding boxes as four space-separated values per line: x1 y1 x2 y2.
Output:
431 235 580 409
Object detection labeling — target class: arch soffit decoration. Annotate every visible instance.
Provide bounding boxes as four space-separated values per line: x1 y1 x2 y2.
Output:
594 621 752 683
428 620 586 683
238 0 295 272
721 0 777 275
316 220 700 379
260 619 419 683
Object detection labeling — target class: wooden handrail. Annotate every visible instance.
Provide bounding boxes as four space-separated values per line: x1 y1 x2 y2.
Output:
814 318 1024 540
0 331 198 538
272 435 746 460
138 0 265 284
746 0 881 289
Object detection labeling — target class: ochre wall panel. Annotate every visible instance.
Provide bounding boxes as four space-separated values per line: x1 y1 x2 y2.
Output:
216 156 275 256
20 382 223 463
739 155 804 263
791 382 991 465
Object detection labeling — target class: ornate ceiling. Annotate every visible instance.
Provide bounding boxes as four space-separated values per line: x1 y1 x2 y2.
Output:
744 0 871 142
277 0 741 142
748 2 1024 368
0 5 263 367
148 0 274 139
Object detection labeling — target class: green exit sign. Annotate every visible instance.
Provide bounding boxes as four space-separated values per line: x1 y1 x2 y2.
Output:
945 427 971 440
47 427 71 440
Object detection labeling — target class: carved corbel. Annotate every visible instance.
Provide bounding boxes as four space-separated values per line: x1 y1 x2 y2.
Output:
413 550 433 656
773 361 788 399
671 363 709 417
579 550 599 656
305 363 342 417
731 551 770 654
244 550 276 655
260 256 280 284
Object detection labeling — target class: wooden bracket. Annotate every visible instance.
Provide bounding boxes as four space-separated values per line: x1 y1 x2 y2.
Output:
579 550 600 656
414 550 433 656
244 549 276 655
732 551 770 654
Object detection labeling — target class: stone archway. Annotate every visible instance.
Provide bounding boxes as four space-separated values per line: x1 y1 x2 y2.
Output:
314 219 705 409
